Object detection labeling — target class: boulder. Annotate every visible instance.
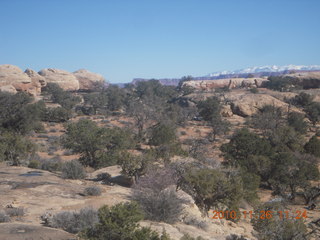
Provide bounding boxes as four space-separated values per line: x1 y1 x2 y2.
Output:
221 105 233 117
73 69 105 90
229 94 290 117
183 78 268 90
0 64 31 84
0 65 42 96
38 68 79 91
25 68 46 87
0 85 17 94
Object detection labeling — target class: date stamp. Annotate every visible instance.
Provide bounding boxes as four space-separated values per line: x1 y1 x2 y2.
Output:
211 210 308 220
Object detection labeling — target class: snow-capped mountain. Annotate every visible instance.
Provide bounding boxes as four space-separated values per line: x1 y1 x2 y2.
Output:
127 65 320 87
206 65 320 77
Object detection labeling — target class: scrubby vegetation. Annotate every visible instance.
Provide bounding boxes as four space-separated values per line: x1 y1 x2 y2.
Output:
84 186 102 196
61 160 86 179
80 202 170 240
5 207 25 217
2 77 320 239
45 207 99 234
61 119 134 168
0 211 10 223
133 168 184 223
251 202 308 240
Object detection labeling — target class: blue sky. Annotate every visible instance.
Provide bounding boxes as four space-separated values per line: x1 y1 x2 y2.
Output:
0 0 319 83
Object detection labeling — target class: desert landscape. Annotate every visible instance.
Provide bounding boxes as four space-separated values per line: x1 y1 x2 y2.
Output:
1 1 320 239
1 64 320 240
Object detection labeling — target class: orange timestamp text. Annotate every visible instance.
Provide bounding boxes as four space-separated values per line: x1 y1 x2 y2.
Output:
211 210 308 220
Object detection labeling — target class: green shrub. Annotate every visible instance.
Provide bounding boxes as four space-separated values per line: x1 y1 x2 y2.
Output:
290 92 314 107
221 128 273 166
251 202 307 240
149 123 177 146
304 135 320 157
0 131 36 166
118 151 150 182
81 202 148 239
305 102 320 125
61 119 134 168
178 168 243 217
0 92 45 135
43 107 71 122
61 160 86 179
197 96 221 121
287 112 308 134
43 83 81 110
265 76 301 91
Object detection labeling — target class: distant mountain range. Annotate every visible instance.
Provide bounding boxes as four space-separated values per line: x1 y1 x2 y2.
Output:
117 65 320 87
206 65 320 77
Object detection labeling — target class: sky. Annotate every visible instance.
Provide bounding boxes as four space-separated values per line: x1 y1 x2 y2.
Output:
0 0 320 83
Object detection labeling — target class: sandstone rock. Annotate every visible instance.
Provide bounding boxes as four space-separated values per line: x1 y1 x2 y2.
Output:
25 68 47 87
12 82 39 96
0 223 76 240
73 69 105 90
221 105 233 117
229 93 290 117
0 65 42 96
0 64 31 84
0 85 17 94
38 68 79 91
183 78 268 91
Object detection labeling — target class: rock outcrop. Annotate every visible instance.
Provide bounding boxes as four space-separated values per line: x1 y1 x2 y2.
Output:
226 93 290 117
25 68 47 88
183 78 268 90
0 65 43 96
0 65 107 94
220 105 233 117
73 69 105 90
0 85 17 94
38 68 80 91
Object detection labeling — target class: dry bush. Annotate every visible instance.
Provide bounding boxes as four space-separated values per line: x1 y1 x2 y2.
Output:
180 234 206 240
5 207 25 217
46 207 98 234
133 168 185 224
183 215 209 230
84 186 102 196
226 234 247 240
0 211 10 222
40 156 62 172
61 160 86 179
